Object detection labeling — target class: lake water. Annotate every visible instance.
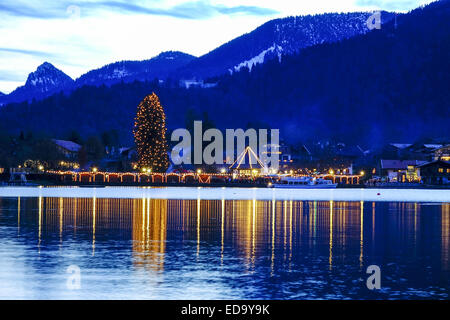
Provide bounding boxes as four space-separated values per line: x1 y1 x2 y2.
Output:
0 187 449 299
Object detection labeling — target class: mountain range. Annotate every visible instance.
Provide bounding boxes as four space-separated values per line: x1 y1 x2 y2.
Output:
0 11 393 105
0 1 448 146
174 11 394 79
75 51 196 88
1 62 74 105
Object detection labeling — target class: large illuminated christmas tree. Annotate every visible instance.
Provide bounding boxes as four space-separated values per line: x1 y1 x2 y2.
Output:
133 93 169 172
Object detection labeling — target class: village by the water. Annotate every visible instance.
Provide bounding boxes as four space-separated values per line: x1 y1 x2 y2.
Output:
2 94 450 189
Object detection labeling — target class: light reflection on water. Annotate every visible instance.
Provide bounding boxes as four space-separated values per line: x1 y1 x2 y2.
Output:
0 196 449 299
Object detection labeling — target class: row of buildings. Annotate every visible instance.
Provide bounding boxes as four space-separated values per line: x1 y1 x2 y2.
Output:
12 138 450 186
270 141 450 185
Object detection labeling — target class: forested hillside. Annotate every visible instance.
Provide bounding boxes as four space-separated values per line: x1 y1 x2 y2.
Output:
0 1 448 146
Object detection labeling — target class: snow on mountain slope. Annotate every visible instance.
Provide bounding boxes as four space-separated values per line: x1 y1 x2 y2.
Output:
25 62 73 90
232 44 283 73
176 11 394 79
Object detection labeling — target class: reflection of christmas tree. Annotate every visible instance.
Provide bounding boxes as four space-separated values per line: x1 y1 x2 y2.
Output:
133 93 169 173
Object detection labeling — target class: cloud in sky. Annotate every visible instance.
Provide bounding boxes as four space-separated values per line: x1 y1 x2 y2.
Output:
0 69 29 82
0 2 60 19
0 0 436 93
90 1 279 19
0 0 278 20
0 47 55 58
355 0 433 11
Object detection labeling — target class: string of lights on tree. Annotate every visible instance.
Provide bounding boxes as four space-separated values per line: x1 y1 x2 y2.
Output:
133 93 169 173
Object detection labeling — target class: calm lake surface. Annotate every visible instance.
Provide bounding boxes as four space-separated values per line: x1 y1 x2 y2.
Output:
0 187 449 299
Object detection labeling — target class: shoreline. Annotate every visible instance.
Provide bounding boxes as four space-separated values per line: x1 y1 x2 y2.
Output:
3 180 450 190
1 185 449 203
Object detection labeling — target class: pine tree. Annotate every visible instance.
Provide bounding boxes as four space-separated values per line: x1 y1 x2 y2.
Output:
133 93 169 172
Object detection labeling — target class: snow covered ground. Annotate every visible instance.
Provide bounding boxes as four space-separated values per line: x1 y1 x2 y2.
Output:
0 186 449 203
232 44 283 72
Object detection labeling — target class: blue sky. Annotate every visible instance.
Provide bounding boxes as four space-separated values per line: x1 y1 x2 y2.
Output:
0 0 436 93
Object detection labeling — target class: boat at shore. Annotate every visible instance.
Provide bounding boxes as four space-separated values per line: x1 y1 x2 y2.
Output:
271 176 337 189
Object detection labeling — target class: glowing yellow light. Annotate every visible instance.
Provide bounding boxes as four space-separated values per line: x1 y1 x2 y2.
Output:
197 169 202 174
360 170 365 176
92 167 98 173
329 169 334 175
38 165 44 171
220 168 226 174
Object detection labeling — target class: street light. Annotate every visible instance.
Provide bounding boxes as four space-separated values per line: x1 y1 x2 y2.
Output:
360 170 365 176
92 167 98 173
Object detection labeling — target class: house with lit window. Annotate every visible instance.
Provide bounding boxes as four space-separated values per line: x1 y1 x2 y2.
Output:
433 145 450 161
417 160 450 185
52 139 82 159
262 143 291 161
380 159 426 182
